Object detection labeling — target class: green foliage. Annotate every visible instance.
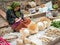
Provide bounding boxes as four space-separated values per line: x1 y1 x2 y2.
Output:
51 21 60 28
52 4 58 9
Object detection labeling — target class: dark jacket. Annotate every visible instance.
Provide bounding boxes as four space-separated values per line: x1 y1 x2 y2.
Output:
6 9 24 25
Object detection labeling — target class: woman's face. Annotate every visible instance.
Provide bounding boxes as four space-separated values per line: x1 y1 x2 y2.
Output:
14 6 20 11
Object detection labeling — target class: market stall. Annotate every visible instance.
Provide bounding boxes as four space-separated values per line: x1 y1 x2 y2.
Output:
0 0 60 45
2 17 60 45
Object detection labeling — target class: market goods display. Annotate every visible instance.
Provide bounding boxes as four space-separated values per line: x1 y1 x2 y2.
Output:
28 22 37 30
0 37 10 45
28 21 38 34
29 8 36 14
3 34 18 42
51 19 60 29
40 4 45 8
28 1 36 8
16 38 37 45
39 17 51 22
16 39 23 45
37 22 45 30
24 38 32 44
16 27 60 45
39 37 51 43
28 37 42 45
20 28 30 38
45 28 60 37
2 17 60 45
37 17 51 30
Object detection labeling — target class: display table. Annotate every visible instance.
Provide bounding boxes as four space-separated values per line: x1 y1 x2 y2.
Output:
24 12 46 18
6 26 60 45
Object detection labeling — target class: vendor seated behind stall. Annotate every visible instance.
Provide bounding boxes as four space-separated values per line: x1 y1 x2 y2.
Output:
6 1 31 32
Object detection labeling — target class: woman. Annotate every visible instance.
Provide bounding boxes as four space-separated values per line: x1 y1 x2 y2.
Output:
6 1 31 32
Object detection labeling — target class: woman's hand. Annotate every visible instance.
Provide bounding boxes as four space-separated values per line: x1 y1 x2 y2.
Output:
15 18 19 22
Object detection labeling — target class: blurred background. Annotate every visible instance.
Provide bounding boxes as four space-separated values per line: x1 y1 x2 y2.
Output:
0 0 59 12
